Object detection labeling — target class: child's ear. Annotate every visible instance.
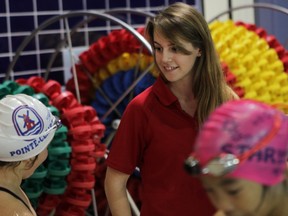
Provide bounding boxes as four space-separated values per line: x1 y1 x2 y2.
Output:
22 157 36 169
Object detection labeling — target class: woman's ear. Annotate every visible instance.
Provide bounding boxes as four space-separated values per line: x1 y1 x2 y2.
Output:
197 49 202 57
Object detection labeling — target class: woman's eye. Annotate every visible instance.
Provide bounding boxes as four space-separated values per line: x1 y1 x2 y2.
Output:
153 46 161 52
171 47 178 52
153 45 161 51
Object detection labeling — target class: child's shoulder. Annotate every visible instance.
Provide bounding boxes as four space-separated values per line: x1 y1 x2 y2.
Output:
0 194 33 216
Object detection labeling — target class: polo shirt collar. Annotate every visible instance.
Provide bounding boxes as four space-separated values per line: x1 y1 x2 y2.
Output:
152 76 178 106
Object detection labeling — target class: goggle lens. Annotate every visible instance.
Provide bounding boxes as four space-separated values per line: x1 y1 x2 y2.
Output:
53 116 62 130
185 154 239 177
202 154 239 176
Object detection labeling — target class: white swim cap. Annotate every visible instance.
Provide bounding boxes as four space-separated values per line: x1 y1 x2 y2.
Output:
0 94 60 162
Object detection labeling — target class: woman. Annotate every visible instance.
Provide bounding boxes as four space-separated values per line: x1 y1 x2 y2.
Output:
0 94 61 216
105 2 237 215
185 99 288 216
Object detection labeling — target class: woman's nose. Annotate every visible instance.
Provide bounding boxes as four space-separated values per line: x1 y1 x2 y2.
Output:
162 50 172 63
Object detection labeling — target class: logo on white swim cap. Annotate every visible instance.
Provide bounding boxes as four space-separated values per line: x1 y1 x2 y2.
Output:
13 105 44 138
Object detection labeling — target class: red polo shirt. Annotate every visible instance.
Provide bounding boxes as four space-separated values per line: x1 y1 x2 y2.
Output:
106 76 215 216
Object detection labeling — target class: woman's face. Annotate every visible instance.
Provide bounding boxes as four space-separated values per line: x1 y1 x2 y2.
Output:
153 30 201 83
201 176 283 216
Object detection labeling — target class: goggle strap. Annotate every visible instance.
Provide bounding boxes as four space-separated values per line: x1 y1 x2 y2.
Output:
238 112 282 162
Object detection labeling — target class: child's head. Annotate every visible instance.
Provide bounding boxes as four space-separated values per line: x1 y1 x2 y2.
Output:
185 99 288 215
0 94 61 162
186 99 288 185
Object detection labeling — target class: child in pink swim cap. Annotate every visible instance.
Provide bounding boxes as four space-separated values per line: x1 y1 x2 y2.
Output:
185 99 288 216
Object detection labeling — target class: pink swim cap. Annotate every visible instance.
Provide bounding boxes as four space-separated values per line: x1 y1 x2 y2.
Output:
189 99 288 186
